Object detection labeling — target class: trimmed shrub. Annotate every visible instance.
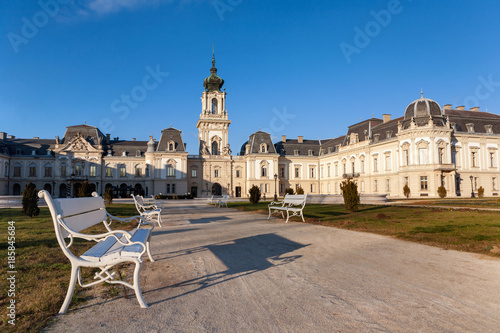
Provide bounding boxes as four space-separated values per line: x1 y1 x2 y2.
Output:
403 184 410 199
437 186 447 198
296 186 304 195
340 179 360 212
22 182 40 217
478 186 485 198
104 188 113 205
77 181 93 197
284 188 294 195
249 185 261 204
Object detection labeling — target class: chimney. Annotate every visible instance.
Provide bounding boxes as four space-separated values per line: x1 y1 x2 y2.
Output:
281 135 286 142
443 104 452 109
298 136 303 143
456 106 465 110
0 132 6 140
106 134 111 144
33 137 39 139
8 135 15 139
470 107 480 111
132 138 136 141
383 114 391 123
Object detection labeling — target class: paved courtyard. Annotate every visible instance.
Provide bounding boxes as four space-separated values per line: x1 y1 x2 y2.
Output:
47 200 500 332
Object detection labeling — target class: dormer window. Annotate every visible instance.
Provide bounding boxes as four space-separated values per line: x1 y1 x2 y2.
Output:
294 149 299 156
386 131 393 139
327 147 332 154
122 151 127 157
466 123 475 133
32 149 37 155
485 124 493 134
260 143 267 153
136 150 141 157
308 150 313 156
373 134 380 142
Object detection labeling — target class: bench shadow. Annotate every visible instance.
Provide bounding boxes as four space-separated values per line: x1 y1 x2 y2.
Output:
188 216 231 224
151 228 199 236
147 233 308 305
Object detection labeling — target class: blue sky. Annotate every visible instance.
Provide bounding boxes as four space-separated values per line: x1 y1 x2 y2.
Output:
2 0 500 154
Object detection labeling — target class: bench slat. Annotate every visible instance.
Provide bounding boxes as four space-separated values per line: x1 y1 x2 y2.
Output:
81 229 151 262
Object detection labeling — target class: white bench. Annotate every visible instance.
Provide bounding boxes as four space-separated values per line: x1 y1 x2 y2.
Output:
39 190 155 314
132 194 163 227
207 195 216 204
217 195 229 208
268 194 308 223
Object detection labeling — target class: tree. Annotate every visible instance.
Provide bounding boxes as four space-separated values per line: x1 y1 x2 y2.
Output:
296 186 304 195
249 185 261 204
22 182 40 217
340 179 360 212
284 188 294 195
478 186 485 198
437 186 447 198
403 184 411 199
104 187 113 205
77 181 93 197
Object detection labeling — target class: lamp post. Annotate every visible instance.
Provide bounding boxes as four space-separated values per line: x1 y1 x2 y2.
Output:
470 175 475 198
274 173 278 201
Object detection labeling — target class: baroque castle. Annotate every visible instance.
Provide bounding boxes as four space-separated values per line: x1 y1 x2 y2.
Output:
2 57 500 199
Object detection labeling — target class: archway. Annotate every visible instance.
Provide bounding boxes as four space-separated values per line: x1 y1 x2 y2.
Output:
44 183 52 195
73 183 82 198
59 184 67 198
212 183 222 196
13 183 21 195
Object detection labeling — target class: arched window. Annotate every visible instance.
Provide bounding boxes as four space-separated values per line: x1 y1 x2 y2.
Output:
167 164 175 177
212 141 219 155
74 163 83 176
260 143 267 153
211 98 218 114
13 163 21 177
60 163 67 177
261 165 267 177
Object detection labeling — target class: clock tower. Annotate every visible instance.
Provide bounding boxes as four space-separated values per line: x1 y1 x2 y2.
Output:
196 53 232 156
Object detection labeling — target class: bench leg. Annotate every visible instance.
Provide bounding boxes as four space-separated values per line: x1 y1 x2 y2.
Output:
285 210 290 223
146 240 155 262
133 262 149 309
59 265 80 314
157 213 162 228
300 210 305 222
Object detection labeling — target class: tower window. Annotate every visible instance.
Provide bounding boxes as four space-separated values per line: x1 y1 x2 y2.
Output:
212 141 219 155
211 98 218 114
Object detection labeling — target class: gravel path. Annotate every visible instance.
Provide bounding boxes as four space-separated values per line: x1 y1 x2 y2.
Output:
46 200 500 332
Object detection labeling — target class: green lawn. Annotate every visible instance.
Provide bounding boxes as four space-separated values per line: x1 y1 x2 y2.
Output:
229 201 500 257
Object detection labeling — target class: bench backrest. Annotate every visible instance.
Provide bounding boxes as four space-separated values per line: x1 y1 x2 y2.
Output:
40 190 107 238
283 194 307 207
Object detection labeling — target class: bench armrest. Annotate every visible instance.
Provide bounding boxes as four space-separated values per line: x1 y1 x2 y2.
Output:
105 212 155 231
268 201 283 207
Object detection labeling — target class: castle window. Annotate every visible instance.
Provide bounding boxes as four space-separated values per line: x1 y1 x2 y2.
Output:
261 165 267 177
44 164 52 177
89 165 96 177
420 176 428 190
119 165 126 177
471 151 478 167
373 157 378 172
13 163 21 177
419 148 427 165
75 164 83 176
214 169 219 178
29 163 37 177
212 141 219 155
191 168 197 178
135 165 142 177
211 98 217 114
106 166 112 177
61 164 67 177
236 169 241 178
167 164 175 177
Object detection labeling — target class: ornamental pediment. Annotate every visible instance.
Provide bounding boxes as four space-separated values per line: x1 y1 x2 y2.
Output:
61 135 98 152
